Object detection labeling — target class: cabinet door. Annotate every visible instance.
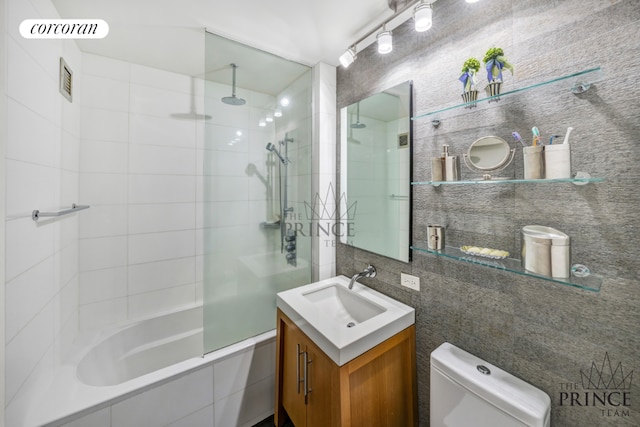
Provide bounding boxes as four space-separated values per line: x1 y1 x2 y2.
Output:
306 338 339 427
280 318 307 427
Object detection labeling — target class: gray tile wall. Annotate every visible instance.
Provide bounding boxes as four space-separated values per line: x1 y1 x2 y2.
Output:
336 0 640 425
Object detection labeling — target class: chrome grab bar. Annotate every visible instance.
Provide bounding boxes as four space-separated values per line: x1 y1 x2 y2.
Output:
389 194 409 200
32 203 90 221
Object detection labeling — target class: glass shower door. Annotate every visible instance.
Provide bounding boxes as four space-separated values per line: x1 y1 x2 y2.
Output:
202 32 312 353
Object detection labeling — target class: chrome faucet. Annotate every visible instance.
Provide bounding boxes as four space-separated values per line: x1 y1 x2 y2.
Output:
348 265 377 289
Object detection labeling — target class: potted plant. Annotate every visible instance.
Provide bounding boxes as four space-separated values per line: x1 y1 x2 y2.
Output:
483 47 513 97
459 57 480 106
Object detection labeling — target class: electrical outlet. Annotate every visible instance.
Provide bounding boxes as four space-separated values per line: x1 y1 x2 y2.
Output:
400 272 420 291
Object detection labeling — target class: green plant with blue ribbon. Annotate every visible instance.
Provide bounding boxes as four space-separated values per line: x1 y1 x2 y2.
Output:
459 57 480 92
483 47 513 82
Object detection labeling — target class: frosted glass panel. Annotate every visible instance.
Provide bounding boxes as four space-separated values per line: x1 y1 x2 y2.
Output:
203 32 312 353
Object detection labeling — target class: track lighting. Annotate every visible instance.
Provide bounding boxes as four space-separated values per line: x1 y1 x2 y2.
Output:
414 2 433 32
466 0 480 3
377 26 393 54
338 0 442 67
339 46 357 68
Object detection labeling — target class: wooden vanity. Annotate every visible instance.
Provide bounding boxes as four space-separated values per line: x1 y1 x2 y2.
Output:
274 309 418 427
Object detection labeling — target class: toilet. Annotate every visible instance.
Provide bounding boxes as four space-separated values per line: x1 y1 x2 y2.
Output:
430 342 551 427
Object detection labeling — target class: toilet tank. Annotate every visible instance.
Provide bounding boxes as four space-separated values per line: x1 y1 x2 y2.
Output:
430 343 550 427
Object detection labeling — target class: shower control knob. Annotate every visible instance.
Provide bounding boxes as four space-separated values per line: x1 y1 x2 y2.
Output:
286 243 296 252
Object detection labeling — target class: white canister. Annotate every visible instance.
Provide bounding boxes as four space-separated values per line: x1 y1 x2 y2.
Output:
523 146 544 179
543 144 571 179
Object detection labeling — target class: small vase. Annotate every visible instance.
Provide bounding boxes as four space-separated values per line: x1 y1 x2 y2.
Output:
461 90 478 108
486 79 502 100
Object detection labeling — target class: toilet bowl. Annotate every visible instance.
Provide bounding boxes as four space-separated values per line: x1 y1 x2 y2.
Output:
430 342 551 427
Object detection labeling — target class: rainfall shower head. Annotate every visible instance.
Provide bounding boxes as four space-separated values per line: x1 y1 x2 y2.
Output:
351 102 366 128
221 63 246 106
266 142 288 164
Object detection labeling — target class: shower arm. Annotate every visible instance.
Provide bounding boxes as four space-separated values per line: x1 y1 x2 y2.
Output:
231 64 238 97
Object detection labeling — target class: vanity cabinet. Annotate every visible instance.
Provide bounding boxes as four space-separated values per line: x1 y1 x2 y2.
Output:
275 309 417 427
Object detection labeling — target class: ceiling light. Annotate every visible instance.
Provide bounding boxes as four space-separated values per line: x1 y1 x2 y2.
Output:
259 119 266 127
414 2 433 32
339 46 357 68
466 0 481 3
377 26 393 54
274 108 282 117
266 114 273 122
280 97 290 107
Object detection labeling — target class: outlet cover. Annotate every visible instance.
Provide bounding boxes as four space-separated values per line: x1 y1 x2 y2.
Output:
400 272 420 291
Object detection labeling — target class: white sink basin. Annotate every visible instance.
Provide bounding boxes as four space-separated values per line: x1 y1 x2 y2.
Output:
277 275 415 366
303 284 385 324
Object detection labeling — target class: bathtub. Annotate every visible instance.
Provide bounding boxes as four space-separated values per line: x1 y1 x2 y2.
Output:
18 305 277 427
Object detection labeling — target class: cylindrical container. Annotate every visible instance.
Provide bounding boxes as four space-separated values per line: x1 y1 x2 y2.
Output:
544 144 571 179
523 146 544 179
431 145 460 181
427 225 445 250
521 225 571 278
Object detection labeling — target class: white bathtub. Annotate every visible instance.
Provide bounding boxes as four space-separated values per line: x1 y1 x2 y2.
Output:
18 305 276 427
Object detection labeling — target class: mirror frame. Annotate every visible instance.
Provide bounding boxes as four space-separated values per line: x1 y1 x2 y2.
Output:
463 135 515 180
339 81 413 262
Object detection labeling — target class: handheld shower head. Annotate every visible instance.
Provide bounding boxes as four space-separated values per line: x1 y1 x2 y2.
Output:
266 142 288 164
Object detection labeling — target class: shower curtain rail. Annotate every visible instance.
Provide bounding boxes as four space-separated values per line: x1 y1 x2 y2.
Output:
32 203 90 221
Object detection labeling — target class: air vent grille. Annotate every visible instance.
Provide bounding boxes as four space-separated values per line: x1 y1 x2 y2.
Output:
59 58 72 102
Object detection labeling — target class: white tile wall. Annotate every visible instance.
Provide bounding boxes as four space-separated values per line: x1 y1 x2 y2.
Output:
4 1 82 417
79 53 202 331
312 63 337 281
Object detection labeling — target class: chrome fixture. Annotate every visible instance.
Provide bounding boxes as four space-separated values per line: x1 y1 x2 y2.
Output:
338 0 439 67
266 142 289 165
32 203 90 221
377 25 393 54
266 136 295 258
414 1 433 32
350 102 366 129
348 265 377 289
285 230 297 267
221 63 246 106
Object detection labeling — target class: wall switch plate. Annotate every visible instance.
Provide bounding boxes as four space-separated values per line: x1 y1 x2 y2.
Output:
400 273 420 291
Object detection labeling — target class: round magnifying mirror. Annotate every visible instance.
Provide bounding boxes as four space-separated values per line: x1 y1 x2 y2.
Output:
463 136 515 178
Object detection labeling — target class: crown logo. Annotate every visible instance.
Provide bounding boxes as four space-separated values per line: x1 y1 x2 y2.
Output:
580 353 633 390
304 182 357 221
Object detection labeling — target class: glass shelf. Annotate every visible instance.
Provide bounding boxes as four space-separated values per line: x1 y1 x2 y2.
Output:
412 67 603 120
412 177 604 186
410 245 601 292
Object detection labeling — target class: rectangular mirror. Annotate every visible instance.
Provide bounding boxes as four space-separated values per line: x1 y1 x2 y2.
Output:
339 81 412 262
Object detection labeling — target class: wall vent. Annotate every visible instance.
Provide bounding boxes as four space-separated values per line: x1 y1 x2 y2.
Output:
59 57 73 102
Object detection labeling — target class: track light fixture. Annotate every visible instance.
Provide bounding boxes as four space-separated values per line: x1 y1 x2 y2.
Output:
339 0 441 68
466 0 481 3
414 2 433 32
339 45 357 68
377 25 393 54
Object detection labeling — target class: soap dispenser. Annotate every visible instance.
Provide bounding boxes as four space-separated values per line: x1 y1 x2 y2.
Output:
431 144 460 181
